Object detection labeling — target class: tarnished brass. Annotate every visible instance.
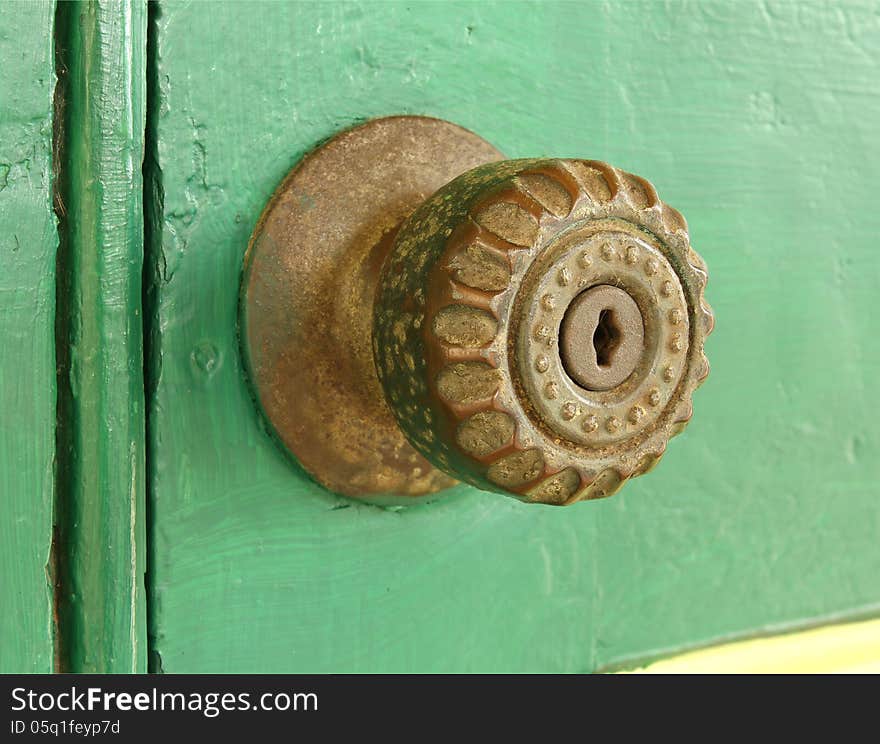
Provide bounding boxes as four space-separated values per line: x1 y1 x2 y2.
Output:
241 116 502 499
242 116 714 505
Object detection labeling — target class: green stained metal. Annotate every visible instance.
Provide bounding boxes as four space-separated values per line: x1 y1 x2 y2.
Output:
54 0 148 673
0 1 58 674
145 0 880 671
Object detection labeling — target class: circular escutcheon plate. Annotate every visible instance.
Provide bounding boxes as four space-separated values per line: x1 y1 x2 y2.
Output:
240 116 504 499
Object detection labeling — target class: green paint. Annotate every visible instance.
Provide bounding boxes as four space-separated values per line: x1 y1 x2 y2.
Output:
54 0 148 673
145 0 880 671
0 1 57 674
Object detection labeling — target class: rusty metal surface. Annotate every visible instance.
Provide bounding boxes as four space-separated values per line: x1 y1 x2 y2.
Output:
243 115 712 506
374 157 713 505
240 116 503 498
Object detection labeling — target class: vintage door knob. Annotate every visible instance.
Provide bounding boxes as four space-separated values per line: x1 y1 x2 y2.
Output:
241 116 713 505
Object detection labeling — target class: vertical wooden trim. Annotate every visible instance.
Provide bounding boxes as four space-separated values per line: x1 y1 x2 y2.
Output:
142 0 163 675
0 1 58 674
54 0 148 673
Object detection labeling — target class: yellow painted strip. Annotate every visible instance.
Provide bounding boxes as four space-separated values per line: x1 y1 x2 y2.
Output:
630 617 880 674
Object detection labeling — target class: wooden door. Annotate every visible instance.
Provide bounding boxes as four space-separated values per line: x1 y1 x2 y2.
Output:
143 1 880 672
3 0 879 673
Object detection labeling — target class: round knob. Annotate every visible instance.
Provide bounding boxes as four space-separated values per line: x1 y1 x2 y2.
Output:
241 117 712 505
373 158 713 505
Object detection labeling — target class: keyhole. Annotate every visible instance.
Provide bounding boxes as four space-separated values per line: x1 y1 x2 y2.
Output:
559 284 645 391
592 308 621 367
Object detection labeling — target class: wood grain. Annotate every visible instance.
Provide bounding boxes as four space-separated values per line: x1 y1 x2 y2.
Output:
146 0 880 671
0 0 58 674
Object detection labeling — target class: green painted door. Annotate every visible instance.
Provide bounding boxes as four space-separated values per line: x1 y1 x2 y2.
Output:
3 0 879 674
144 1 880 672
2 0 147 674
1 1 58 674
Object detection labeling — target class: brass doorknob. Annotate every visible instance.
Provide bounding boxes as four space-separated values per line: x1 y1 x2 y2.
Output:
241 116 713 505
